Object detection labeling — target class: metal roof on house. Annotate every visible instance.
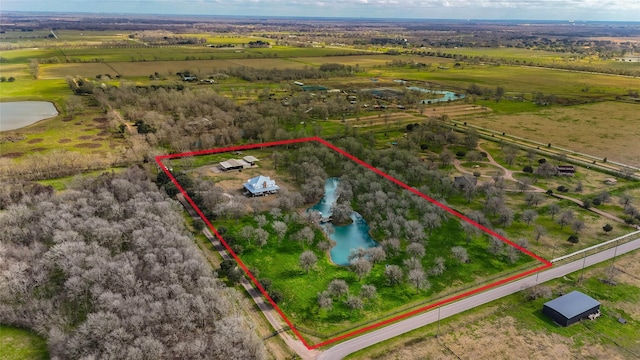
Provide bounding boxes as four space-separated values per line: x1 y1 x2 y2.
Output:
243 155 259 163
544 291 600 319
243 175 279 194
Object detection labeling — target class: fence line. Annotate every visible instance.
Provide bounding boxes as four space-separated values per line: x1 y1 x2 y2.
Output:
295 261 539 339
551 230 640 263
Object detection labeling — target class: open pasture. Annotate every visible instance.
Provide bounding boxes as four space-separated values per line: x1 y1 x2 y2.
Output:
467 102 640 166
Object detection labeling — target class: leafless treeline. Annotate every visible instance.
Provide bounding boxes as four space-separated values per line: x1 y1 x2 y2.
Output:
0 168 265 359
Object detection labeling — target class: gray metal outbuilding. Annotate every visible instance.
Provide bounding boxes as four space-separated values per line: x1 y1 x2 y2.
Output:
542 290 600 326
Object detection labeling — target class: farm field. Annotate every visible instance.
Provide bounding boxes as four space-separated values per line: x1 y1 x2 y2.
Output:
376 64 639 100
466 102 640 167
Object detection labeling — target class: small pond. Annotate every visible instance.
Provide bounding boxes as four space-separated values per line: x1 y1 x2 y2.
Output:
0 101 59 131
309 178 379 266
407 86 465 104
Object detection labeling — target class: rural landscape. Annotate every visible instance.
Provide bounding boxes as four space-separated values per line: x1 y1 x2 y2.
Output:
1 8 639 360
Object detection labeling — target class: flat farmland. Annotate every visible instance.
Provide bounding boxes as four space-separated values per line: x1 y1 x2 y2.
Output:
466 102 640 166
295 54 455 68
378 64 639 99
40 62 116 79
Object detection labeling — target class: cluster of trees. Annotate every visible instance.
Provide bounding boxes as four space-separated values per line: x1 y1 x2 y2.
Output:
0 168 265 359
224 65 355 82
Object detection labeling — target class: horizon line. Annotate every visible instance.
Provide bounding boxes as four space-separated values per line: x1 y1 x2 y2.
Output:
3 10 640 24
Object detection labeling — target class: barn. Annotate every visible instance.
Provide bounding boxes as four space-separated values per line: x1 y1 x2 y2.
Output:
542 290 600 327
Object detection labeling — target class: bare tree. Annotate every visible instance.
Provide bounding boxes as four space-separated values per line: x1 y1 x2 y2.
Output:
496 206 514 227
346 295 364 310
328 279 349 299
317 291 333 310
255 214 267 228
240 225 256 245
506 246 520 264
488 236 504 255
408 268 429 291
331 202 353 224
384 265 403 286
548 203 560 220
571 219 585 234
451 246 469 263
351 258 372 281
294 226 315 249
429 257 446 276
380 238 401 257
299 250 318 274
557 209 574 229
271 221 287 243
404 220 425 243
359 284 377 300
406 242 426 259
525 192 543 207
422 213 442 235
367 246 386 264
403 257 422 271
521 209 538 226
534 224 547 244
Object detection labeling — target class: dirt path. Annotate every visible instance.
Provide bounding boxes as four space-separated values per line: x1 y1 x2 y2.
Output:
453 143 631 227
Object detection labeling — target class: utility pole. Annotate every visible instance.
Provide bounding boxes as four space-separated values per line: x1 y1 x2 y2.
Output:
579 250 587 283
437 305 441 339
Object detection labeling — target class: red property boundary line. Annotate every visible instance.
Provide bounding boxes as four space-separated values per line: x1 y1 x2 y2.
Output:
156 136 552 350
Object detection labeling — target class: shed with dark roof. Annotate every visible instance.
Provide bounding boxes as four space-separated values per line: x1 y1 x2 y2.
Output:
542 290 600 326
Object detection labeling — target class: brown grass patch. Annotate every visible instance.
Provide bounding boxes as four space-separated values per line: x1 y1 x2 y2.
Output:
93 117 108 124
27 138 44 144
0 152 23 158
466 102 640 166
31 147 48 152
97 130 109 137
438 316 623 360
75 143 102 149
58 138 72 144
78 135 93 140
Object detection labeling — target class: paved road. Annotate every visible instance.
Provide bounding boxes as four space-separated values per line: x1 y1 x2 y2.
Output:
318 237 640 360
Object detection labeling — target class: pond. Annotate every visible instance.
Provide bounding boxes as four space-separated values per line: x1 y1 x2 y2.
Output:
407 86 465 104
309 178 379 266
0 101 59 131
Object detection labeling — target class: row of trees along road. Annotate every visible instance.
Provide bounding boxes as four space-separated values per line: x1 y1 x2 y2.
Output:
0 167 265 359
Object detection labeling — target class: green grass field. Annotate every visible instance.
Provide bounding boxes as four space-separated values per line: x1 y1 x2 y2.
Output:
0 326 48 360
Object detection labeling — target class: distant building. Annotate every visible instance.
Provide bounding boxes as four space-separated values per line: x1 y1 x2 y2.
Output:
543 290 600 327
294 81 304 86
556 165 575 176
243 175 279 196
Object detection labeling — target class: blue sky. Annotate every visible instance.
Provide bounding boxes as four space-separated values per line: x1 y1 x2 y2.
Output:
2 0 639 21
